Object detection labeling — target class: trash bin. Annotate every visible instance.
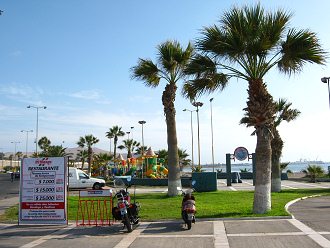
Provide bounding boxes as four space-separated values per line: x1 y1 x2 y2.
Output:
192 172 217 192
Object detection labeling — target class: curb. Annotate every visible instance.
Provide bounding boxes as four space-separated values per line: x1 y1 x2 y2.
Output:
284 194 321 219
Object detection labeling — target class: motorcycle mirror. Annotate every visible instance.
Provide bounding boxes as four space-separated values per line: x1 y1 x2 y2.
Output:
192 180 196 186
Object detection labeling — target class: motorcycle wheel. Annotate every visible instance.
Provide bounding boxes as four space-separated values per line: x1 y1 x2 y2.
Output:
123 214 133 232
187 219 192 230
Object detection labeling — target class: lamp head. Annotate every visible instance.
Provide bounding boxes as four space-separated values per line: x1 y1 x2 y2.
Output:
183 109 187 112
43 106 47 109
210 98 214 102
138 120 146 125
27 105 31 108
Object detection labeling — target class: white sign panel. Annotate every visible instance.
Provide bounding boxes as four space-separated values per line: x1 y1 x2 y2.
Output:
19 157 67 225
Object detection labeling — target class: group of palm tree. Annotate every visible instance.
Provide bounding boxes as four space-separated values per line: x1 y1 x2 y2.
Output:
131 4 325 213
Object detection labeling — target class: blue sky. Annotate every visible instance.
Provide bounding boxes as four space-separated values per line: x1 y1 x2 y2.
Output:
1 0 330 164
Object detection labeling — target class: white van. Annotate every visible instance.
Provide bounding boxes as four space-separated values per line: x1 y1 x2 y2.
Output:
68 167 105 190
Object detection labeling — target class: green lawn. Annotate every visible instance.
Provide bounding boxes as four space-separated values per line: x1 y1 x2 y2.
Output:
1 188 329 222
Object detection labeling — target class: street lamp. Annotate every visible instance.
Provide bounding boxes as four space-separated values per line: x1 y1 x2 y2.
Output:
126 131 131 139
138 120 146 178
21 130 33 157
192 101 203 170
321 77 330 108
210 98 215 172
130 126 134 139
183 108 196 168
11 141 21 161
27 105 47 155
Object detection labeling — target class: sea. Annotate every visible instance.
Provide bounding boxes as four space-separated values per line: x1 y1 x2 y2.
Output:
183 161 330 173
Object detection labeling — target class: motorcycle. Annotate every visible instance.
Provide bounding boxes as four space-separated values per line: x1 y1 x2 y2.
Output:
111 177 140 232
180 180 196 230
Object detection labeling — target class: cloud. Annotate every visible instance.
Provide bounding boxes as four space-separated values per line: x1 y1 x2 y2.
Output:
0 82 44 103
69 90 101 100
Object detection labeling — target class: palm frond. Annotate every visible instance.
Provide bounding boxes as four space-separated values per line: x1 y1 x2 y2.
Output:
131 58 160 87
278 28 327 75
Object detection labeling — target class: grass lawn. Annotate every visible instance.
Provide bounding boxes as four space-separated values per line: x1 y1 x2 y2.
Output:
1 188 329 222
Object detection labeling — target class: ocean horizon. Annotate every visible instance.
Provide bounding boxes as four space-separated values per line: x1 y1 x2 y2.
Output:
184 161 330 173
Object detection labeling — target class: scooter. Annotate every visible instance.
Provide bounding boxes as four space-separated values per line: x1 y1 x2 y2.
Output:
112 177 140 232
180 181 196 230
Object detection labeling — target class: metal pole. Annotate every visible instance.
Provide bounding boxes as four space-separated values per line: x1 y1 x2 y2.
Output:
210 98 215 172
321 77 330 108
183 109 195 169
21 130 33 157
27 105 46 156
192 102 203 170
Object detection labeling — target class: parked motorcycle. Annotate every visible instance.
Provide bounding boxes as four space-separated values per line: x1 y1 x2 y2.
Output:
112 177 140 232
180 181 196 230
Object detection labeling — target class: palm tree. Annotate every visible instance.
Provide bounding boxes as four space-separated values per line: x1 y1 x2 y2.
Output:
183 4 325 213
302 164 324 183
131 40 194 196
135 146 148 156
156 149 168 166
43 145 69 157
178 148 190 171
38 136 51 153
271 99 300 192
77 134 99 176
105 126 125 165
118 139 140 170
93 153 113 178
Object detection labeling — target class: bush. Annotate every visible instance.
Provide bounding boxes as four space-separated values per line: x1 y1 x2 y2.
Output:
302 164 324 183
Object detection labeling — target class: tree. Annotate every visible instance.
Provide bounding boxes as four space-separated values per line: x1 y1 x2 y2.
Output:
135 146 148 156
183 4 325 213
105 126 125 165
271 99 300 192
40 145 69 157
131 40 194 196
178 148 190 171
93 153 113 178
38 136 51 153
118 139 140 170
302 164 324 183
156 149 168 166
77 135 99 176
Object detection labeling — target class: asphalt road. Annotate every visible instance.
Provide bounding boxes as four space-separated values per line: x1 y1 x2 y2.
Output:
0 173 20 200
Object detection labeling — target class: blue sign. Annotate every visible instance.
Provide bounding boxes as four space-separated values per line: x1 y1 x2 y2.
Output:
234 147 249 161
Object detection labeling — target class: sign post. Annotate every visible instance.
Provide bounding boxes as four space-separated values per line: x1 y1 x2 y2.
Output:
19 157 68 225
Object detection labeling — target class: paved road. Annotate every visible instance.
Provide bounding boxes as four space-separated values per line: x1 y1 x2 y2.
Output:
1 179 330 247
0 173 20 200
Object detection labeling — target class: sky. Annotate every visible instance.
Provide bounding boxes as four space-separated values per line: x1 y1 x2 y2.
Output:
1 0 330 164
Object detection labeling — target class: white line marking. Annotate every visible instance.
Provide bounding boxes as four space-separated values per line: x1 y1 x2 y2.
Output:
242 181 254 186
19 224 75 248
228 187 237 191
114 222 150 248
288 181 330 189
214 221 230 248
289 219 330 248
227 232 305 237
281 184 298 189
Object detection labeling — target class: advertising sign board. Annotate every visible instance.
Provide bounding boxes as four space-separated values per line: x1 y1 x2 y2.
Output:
19 157 67 225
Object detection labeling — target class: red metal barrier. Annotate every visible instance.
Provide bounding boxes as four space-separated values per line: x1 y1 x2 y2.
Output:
76 189 113 226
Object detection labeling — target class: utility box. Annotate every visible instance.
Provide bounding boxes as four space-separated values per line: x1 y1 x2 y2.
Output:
192 172 217 192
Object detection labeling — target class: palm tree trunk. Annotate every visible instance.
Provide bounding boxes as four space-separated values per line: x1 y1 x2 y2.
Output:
246 79 275 214
88 147 92 176
163 83 182 196
271 130 283 192
253 130 272 213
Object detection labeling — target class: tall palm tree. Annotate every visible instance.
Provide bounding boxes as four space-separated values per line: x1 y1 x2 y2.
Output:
77 134 99 176
183 4 325 213
271 99 300 192
105 126 125 165
131 40 194 196
118 139 140 170
135 146 148 156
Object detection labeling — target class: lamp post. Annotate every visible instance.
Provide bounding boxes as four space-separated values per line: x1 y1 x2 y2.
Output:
130 126 134 139
183 109 196 168
11 141 21 161
138 121 146 178
321 77 330 108
21 130 33 157
210 98 215 172
192 101 203 170
27 105 47 155
126 131 130 139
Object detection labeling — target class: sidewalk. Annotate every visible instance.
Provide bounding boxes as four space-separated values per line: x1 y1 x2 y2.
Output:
0 196 330 247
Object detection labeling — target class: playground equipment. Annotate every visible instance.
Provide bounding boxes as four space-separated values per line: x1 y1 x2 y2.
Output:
144 148 168 178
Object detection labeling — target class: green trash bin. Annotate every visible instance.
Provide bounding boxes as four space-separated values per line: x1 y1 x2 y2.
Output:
192 172 217 192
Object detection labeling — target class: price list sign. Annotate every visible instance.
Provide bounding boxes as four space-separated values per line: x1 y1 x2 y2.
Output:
19 157 67 225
